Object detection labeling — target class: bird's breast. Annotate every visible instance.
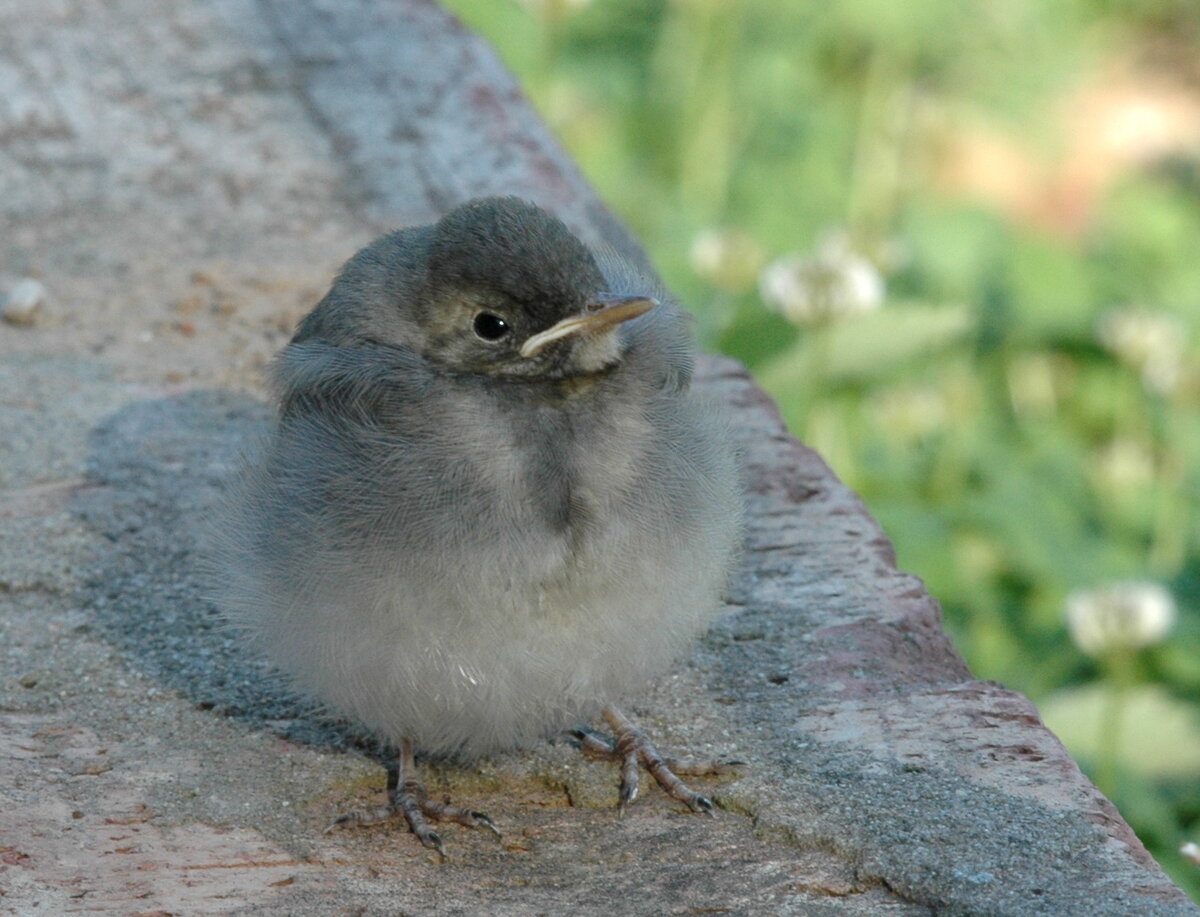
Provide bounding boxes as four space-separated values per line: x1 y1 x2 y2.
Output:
438 381 654 576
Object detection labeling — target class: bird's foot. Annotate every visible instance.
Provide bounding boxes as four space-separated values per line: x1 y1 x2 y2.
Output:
571 706 742 816
323 739 500 859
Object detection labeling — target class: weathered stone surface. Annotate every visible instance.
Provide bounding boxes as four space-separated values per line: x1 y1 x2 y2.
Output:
0 1 1194 914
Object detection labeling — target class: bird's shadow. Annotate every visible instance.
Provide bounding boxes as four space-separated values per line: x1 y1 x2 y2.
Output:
70 389 374 754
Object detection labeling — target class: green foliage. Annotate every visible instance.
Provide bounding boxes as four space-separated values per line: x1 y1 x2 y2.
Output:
444 0 1200 897
1043 684 1200 779
756 303 974 389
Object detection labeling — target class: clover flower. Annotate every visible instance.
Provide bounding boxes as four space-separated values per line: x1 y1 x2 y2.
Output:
1096 308 1186 396
759 231 884 326
1065 581 1176 656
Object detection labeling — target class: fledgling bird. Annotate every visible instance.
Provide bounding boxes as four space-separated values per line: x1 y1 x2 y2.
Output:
215 196 741 855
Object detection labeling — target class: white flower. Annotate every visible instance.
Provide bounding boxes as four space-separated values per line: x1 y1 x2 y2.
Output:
1066 581 1176 656
689 228 764 294
759 231 884 326
1096 308 1186 396
1182 841 1200 865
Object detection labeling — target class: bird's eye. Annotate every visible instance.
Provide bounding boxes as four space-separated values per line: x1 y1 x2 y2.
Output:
473 312 510 341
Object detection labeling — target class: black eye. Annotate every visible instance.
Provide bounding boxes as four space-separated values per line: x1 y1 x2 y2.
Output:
473 312 510 341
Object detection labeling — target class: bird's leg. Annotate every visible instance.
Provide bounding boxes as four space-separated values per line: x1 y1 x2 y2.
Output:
581 705 727 816
324 737 499 857
408 740 501 839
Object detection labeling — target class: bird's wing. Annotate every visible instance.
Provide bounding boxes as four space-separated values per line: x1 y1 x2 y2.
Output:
271 338 434 420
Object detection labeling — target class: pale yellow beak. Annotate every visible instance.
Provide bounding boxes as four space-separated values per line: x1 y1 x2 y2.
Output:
519 294 658 359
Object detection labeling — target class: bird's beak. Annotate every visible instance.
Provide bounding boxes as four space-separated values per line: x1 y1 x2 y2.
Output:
519 294 658 359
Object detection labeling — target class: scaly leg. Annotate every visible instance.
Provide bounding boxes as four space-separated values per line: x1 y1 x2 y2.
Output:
324 737 499 858
570 706 739 815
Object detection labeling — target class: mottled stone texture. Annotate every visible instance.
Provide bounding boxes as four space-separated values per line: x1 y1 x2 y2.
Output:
0 1 1194 914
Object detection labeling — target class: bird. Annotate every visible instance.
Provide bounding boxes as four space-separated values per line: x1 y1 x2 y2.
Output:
214 196 741 856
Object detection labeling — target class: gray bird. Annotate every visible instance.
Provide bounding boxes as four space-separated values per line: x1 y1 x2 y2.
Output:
215 196 741 855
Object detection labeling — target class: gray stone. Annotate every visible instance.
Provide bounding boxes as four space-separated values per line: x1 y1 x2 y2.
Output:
1 278 47 326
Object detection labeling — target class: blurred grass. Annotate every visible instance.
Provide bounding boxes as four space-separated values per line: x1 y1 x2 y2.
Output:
444 0 1200 897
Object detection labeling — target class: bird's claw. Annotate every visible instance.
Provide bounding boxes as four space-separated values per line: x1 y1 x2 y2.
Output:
470 810 502 838
322 740 499 857
591 706 737 818
416 826 446 860
617 776 639 816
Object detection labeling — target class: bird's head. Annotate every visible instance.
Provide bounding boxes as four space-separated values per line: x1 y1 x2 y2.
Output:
412 197 656 379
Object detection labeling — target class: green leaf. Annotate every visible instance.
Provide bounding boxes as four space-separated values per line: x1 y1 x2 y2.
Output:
1040 684 1200 779
1006 235 1096 341
755 302 974 388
